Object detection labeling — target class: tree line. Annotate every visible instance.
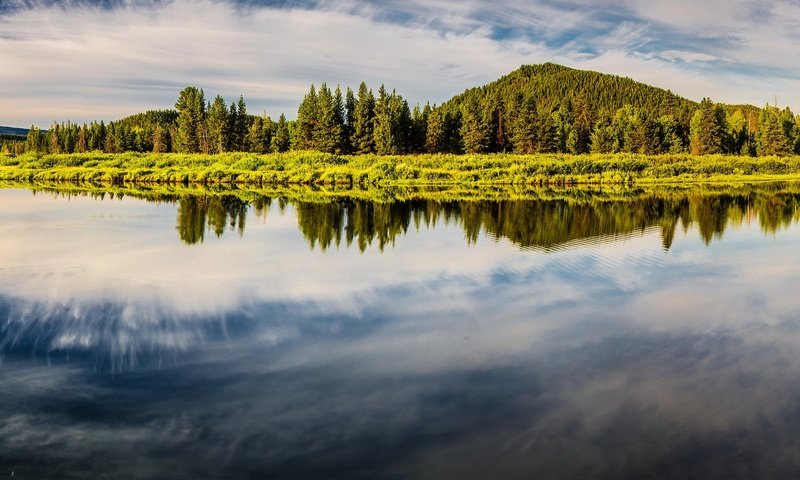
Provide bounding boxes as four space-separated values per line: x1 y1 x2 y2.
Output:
6 63 800 157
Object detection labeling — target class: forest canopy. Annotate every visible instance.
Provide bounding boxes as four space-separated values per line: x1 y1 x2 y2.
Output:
3 63 798 158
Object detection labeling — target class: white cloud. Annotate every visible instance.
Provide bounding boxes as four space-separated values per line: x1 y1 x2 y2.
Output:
2 0 800 128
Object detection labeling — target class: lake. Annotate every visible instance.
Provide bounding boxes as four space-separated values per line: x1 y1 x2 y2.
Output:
2 183 800 479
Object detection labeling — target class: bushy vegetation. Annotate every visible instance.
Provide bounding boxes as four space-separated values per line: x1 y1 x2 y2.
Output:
5 151 800 186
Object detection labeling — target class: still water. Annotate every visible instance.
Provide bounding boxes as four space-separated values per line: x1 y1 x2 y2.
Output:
2 184 800 479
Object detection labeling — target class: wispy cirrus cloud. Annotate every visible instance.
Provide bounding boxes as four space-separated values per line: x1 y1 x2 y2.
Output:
1 0 799 127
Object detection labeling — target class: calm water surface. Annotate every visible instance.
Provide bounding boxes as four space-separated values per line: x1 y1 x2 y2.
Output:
3 184 800 479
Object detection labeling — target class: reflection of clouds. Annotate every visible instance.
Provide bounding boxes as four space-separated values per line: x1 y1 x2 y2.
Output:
5 189 800 476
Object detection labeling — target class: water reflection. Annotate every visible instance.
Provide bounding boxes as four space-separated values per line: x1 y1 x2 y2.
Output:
93 183 800 249
3 183 800 478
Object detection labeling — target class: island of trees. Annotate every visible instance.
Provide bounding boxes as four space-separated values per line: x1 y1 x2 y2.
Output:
4 64 798 158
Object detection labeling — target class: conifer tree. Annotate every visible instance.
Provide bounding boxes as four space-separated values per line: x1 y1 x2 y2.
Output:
351 82 375 154
590 120 616 153
425 108 446 153
294 85 319 150
152 124 166 153
571 93 593 154
235 95 250 151
24 126 42 152
227 102 238 151
410 103 429 153
271 113 291 152
756 105 791 156
207 95 229 154
690 98 728 155
76 125 88 153
175 86 206 153
373 85 394 155
460 96 489 153
510 97 539 154
344 87 356 152
313 83 345 153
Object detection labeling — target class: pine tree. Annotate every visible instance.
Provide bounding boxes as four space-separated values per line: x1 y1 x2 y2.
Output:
571 93 593 154
24 125 42 152
425 108 446 153
206 95 229 153
235 95 250 152
294 85 319 150
590 120 616 153
351 83 376 154
76 125 88 153
460 95 489 153
271 113 291 152
175 86 206 153
390 94 412 153
756 105 791 156
511 96 538 154
727 110 748 154
246 116 272 153
690 98 728 155
344 87 356 152
374 85 394 155
227 101 238 151
313 83 345 153
152 124 166 153
410 103 429 153
658 115 685 154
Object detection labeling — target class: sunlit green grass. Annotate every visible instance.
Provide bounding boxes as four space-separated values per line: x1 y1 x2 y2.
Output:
4 151 800 186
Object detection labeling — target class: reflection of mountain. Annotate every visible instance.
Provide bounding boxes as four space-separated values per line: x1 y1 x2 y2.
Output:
169 185 800 251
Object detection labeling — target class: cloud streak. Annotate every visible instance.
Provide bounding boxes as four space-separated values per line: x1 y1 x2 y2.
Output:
2 0 800 127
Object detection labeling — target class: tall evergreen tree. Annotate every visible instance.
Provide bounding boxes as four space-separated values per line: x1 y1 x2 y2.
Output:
294 85 319 150
234 95 250 152
351 82 375 154
410 103 429 153
76 125 88 153
690 98 728 155
271 113 291 153
425 108 447 153
152 124 166 153
571 93 593 154
511 96 538 154
207 95 229 154
460 95 489 153
314 83 345 153
24 126 42 152
175 86 206 153
373 85 394 155
344 87 356 152
756 105 791 156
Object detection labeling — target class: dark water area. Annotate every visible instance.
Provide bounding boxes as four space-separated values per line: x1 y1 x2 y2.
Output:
3 184 800 479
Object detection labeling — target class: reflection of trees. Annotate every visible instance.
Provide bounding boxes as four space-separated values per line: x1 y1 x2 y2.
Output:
292 191 800 252
295 201 414 251
176 195 248 245
165 187 800 250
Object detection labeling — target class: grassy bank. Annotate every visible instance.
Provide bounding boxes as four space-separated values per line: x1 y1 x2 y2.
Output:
4 151 800 186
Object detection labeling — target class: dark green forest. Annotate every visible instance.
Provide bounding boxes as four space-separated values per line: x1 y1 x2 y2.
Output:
3 63 798 158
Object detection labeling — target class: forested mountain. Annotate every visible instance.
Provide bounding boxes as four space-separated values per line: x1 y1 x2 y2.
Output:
3 63 798 157
0 126 28 136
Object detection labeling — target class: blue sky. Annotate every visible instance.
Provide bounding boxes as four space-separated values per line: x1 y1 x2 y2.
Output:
2 0 800 127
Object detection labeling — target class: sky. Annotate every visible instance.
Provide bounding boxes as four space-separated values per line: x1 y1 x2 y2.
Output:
2 0 800 128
